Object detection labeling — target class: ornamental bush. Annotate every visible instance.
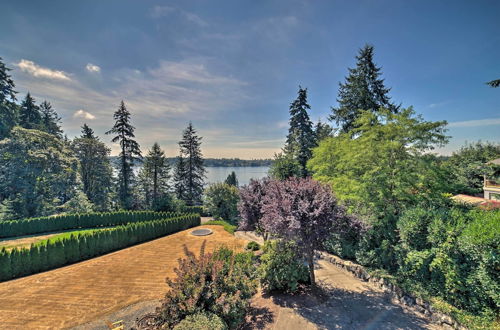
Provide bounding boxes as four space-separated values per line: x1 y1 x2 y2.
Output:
174 312 227 330
259 240 309 292
137 245 257 329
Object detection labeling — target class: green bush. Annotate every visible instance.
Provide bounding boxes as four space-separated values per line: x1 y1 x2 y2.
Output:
204 220 237 234
203 183 239 222
174 312 227 330
259 240 309 292
143 245 257 329
0 214 200 282
246 241 260 251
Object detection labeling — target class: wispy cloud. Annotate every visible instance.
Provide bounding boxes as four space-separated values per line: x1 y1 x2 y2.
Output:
150 5 208 27
448 117 500 128
73 109 96 120
86 63 101 73
15 59 71 81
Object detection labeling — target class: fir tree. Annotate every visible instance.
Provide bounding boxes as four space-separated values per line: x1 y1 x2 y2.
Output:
105 101 142 209
177 123 205 205
173 156 187 202
19 93 41 130
330 44 399 132
487 79 500 88
314 119 333 144
39 101 63 138
224 171 238 186
0 57 18 139
72 124 114 211
284 87 315 178
140 142 171 209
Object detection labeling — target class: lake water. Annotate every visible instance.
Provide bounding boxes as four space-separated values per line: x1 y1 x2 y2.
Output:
205 166 269 186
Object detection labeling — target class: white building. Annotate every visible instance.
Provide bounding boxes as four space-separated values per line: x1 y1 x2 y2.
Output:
484 158 500 200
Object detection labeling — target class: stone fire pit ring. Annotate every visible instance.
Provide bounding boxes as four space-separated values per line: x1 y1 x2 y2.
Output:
190 228 213 236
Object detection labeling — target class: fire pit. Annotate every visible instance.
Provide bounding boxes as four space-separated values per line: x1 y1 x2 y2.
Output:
190 228 213 236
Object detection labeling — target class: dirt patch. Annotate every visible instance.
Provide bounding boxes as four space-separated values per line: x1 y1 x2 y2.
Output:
0 225 246 329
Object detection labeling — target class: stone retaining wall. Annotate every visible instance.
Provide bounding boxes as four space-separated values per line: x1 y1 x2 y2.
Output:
318 251 467 330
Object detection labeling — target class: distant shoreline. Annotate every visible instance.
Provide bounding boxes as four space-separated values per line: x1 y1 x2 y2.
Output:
109 156 273 167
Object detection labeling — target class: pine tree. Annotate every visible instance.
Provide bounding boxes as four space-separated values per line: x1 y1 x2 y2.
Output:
19 92 41 130
105 101 142 209
487 79 500 88
140 142 171 209
225 171 238 186
0 57 18 139
330 44 399 132
72 124 114 211
314 119 333 144
39 101 63 137
173 156 187 201
284 87 315 178
177 123 206 206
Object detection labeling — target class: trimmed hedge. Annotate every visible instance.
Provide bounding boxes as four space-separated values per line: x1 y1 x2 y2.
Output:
0 211 182 239
0 213 200 282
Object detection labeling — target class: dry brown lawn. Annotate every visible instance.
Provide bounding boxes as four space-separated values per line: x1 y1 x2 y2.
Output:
0 225 245 329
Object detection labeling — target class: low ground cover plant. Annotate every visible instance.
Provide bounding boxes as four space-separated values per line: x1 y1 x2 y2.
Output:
204 220 237 234
173 312 227 330
246 241 260 251
136 244 257 329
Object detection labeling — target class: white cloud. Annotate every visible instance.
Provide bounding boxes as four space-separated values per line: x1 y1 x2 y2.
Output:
73 109 96 120
150 5 208 26
86 63 101 73
448 117 500 128
151 5 175 18
15 59 71 81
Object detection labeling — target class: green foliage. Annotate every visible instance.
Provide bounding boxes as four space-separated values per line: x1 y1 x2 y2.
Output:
204 220 237 234
284 87 316 178
105 101 142 210
147 245 257 329
445 141 500 195
175 123 206 206
174 312 227 330
0 213 200 282
224 171 238 186
246 241 260 251
259 240 309 292
269 152 301 180
71 124 114 211
60 191 95 214
0 127 79 220
204 183 239 222
330 44 399 132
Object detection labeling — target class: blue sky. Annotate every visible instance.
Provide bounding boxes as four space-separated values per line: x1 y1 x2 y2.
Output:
1 0 499 158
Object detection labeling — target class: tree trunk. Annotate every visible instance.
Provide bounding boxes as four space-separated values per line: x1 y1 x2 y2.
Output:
307 249 315 286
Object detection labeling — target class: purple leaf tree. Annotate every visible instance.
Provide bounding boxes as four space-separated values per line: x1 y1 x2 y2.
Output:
260 177 352 285
237 178 270 236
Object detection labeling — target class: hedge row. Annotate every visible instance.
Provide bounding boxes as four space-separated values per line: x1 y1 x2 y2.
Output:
181 206 209 217
0 211 184 239
0 213 200 282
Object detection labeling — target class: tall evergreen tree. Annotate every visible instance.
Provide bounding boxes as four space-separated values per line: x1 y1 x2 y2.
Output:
105 101 142 209
0 57 18 139
19 93 41 130
176 123 205 205
225 171 238 186
314 119 333 144
173 156 187 201
139 142 171 209
284 87 315 178
330 44 399 132
487 79 500 88
39 101 63 137
72 124 114 211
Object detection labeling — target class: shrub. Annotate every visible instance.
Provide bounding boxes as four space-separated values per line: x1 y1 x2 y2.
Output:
174 312 227 330
246 241 260 251
0 214 200 282
137 245 257 329
259 240 309 292
205 220 237 235
204 183 239 222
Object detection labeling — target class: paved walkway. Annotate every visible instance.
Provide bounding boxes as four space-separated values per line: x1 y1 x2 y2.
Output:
0 225 245 329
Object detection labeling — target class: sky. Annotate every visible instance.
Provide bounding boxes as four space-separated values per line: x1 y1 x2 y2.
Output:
0 0 499 158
